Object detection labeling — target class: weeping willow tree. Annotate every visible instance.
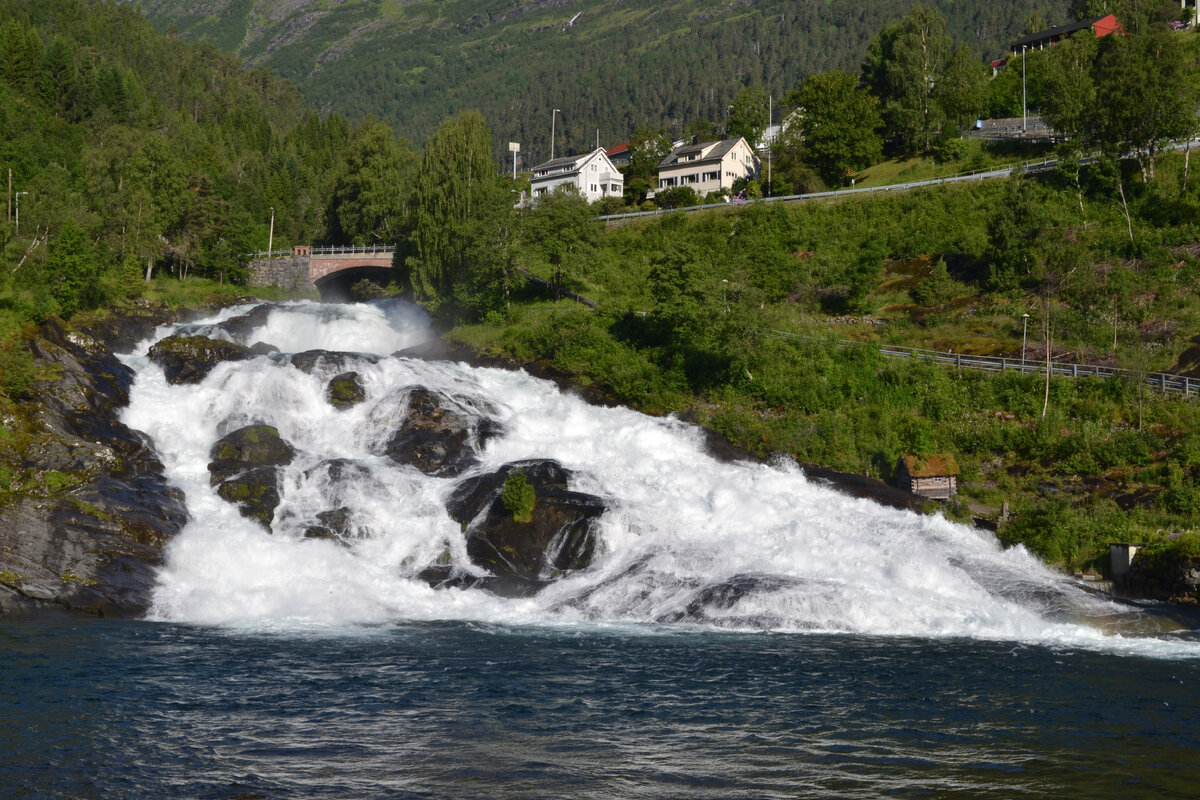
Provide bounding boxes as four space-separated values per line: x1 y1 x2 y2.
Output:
405 110 513 315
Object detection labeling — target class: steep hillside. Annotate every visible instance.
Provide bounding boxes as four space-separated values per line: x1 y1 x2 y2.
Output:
131 0 1072 161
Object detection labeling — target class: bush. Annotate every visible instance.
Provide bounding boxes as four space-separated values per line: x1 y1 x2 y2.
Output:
501 471 536 523
0 335 35 399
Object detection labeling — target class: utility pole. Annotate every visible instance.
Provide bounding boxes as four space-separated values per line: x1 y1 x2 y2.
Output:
767 93 772 196
15 191 27 235
551 108 561 160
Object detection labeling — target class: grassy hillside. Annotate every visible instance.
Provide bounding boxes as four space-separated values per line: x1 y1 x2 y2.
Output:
130 0 1073 160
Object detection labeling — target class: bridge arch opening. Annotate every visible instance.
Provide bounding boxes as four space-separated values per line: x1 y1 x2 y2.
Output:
314 266 394 302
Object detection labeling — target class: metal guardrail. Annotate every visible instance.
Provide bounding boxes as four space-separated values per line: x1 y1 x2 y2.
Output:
756 329 1199 398
868 342 1198 398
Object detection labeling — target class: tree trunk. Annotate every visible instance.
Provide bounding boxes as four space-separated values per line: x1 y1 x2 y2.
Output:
1042 306 1052 420
1118 179 1133 242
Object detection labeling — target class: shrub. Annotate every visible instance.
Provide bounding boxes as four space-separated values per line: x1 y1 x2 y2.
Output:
501 471 536 523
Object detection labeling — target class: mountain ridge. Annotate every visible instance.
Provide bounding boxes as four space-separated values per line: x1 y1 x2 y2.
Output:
130 0 1073 162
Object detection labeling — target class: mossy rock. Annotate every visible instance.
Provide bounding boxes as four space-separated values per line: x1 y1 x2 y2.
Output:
327 371 366 408
147 334 257 384
445 459 605 592
384 387 502 477
215 466 281 528
208 425 295 530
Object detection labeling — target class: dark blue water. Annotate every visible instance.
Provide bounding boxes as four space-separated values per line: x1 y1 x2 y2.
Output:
3 621 1198 799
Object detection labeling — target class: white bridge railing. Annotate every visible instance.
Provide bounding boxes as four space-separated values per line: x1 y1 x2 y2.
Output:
247 245 396 259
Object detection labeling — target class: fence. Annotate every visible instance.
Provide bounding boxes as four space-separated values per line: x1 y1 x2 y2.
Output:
867 342 1198 399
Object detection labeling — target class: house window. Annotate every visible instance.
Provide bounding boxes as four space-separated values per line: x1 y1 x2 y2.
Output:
591 184 597 192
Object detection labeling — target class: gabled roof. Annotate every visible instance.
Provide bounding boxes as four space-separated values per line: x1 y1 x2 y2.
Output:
658 137 750 169
606 141 630 157
898 453 960 478
530 147 616 177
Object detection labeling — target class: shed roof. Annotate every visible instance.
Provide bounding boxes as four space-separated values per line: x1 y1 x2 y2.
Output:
899 453 960 477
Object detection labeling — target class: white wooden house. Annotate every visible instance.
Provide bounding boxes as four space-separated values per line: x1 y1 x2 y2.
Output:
528 148 624 204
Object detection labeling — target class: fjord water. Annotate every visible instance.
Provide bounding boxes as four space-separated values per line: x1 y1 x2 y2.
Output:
4 299 1200 798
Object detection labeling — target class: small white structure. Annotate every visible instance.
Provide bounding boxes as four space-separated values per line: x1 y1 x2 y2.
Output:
528 147 624 203
655 137 760 197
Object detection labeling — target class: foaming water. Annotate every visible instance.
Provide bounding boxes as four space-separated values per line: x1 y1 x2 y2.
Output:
119 300 1200 657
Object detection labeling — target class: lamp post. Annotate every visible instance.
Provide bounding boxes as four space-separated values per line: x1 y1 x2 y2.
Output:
267 206 275 255
1021 45 1027 134
722 278 728 314
551 108 561 160
1022 313 1030 363
15 191 27 235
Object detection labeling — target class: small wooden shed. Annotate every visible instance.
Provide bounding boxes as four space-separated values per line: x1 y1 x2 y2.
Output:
896 454 960 499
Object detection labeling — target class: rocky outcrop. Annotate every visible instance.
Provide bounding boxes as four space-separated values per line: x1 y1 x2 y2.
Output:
288 350 380 375
439 459 605 597
208 425 295 528
384 387 501 477
147 334 260 384
1124 552 1200 604
0 314 189 618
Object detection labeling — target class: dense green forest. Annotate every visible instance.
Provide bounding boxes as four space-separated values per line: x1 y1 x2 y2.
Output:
131 0 1075 162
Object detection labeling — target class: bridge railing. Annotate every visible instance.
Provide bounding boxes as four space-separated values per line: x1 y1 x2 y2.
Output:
309 244 395 256
246 245 396 259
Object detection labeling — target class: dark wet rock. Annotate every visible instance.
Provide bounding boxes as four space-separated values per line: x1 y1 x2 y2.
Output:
249 341 280 356
148 334 258 384
304 507 353 540
444 459 605 595
289 350 380 375
208 425 295 528
304 458 370 485
658 574 798 625
1124 553 1200 604
1 314 191 618
327 371 366 408
384 387 502 477
211 303 278 344
417 565 547 598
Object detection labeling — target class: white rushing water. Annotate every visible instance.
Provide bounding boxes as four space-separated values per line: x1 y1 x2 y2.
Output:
119 300 1199 654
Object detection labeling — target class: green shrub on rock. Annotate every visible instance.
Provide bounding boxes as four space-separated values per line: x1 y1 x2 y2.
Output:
501 471 536 523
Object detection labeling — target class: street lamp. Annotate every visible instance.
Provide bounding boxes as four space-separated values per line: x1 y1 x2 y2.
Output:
551 108 561 160
267 206 275 255
722 278 729 313
15 191 27 235
1022 313 1030 363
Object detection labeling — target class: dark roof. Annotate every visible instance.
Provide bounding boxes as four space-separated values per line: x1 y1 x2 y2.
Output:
530 147 610 175
533 153 587 172
658 137 746 169
1009 16 1104 50
898 454 960 478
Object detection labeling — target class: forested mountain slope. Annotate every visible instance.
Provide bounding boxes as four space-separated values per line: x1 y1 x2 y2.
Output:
131 0 1072 162
0 0 355 320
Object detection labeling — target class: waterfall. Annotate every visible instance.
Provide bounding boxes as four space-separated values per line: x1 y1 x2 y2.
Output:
118 300 1153 646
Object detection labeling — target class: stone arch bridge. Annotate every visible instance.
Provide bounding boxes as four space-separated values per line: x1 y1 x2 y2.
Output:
248 245 395 300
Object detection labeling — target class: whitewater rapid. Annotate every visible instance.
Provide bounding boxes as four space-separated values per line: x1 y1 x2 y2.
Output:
118 300 1198 655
